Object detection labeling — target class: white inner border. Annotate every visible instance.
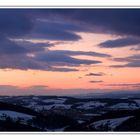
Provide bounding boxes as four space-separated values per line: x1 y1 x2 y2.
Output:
0 6 139 138
0 0 140 6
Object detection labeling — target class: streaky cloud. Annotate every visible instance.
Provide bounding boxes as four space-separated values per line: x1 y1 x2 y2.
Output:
110 54 140 68
103 83 140 87
49 50 111 57
36 51 102 66
99 37 140 48
86 72 106 76
89 80 103 83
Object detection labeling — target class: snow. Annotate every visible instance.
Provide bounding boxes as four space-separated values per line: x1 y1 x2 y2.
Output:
43 98 66 104
78 120 85 124
84 113 100 117
109 103 139 110
30 104 72 111
0 110 34 121
90 116 133 131
35 105 53 111
25 98 70 111
52 104 72 109
77 101 107 109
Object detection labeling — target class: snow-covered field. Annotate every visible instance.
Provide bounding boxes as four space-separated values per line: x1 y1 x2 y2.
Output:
24 97 72 111
42 98 66 104
24 99 107 111
27 103 72 111
0 110 34 121
83 113 101 117
76 101 107 109
109 103 140 110
90 116 134 131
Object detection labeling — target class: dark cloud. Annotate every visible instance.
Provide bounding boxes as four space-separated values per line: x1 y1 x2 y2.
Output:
36 51 102 66
111 54 140 68
0 54 79 72
113 54 140 62
103 83 140 87
86 72 106 76
0 54 45 70
0 9 33 37
111 61 140 68
89 80 103 83
0 37 27 55
0 9 140 72
99 37 140 48
0 9 82 58
14 40 54 52
16 40 54 48
24 19 82 41
2 9 140 41
3 9 140 42
36 9 140 37
48 50 111 57
0 9 106 72
0 38 103 72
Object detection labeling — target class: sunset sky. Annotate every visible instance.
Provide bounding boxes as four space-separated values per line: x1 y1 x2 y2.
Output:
0 9 140 95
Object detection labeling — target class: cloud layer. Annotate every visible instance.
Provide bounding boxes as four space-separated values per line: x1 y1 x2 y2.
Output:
0 9 140 72
0 9 116 72
99 37 140 48
111 54 140 68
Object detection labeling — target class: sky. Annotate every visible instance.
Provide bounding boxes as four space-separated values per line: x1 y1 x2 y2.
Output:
0 9 140 95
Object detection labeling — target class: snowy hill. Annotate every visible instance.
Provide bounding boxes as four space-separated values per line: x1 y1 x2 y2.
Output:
0 95 140 131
